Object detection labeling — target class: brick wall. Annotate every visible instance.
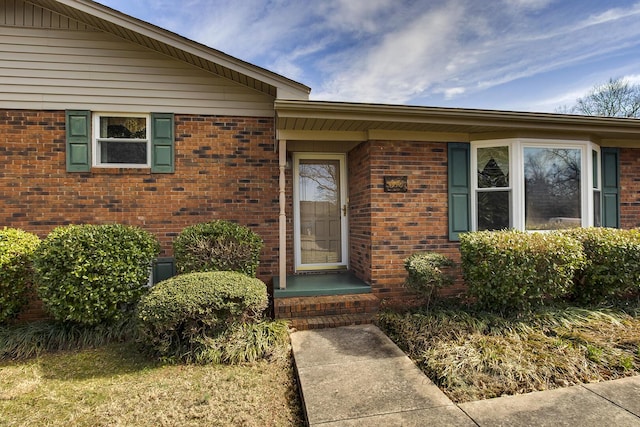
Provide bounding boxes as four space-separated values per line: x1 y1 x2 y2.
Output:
620 147 640 229
0 110 284 281
347 143 640 303
5 109 638 312
347 140 462 302
347 142 372 283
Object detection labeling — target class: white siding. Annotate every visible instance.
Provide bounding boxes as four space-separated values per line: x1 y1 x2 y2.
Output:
0 25 276 116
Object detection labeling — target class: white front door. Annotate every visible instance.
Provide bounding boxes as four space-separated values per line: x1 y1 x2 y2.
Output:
293 153 348 271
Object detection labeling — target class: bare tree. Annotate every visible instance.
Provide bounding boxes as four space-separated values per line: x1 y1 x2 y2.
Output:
299 163 339 203
558 77 640 118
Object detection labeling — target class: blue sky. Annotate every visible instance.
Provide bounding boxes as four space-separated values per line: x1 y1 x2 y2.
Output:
97 0 640 113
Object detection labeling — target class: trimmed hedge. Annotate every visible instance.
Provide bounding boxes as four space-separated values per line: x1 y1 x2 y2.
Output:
136 271 268 360
34 224 159 325
460 230 585 313
173 220 263 277
0 228 41 324
562 228 640 303
404 252 454 304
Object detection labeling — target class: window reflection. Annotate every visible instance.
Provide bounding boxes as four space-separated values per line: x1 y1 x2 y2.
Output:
524 148 581 230
477 146 510 230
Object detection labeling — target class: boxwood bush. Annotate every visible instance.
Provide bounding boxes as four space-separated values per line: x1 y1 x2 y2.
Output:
460 230 585 313
136 271 268 361
0 228 40 324
34 224 159 325
173 220 263 277
404 252 454 305
562 227 640 303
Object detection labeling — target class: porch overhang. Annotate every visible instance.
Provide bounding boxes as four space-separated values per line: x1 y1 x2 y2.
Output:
275 100 640 146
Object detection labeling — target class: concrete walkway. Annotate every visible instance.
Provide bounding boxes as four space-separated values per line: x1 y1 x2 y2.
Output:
290 324 640 426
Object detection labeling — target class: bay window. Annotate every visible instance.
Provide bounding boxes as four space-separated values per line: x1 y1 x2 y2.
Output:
471 139 600 232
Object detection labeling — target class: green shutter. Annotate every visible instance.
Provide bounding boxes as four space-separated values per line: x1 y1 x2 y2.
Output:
152 257 176 284
151 113 174 173
66 110 91 172
601 147 620 228
448 143 471 241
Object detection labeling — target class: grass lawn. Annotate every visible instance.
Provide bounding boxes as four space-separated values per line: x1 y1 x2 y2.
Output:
0 342 304 427
378 303 640 403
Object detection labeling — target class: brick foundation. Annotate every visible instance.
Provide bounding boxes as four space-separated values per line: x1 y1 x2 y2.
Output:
275 294 380 330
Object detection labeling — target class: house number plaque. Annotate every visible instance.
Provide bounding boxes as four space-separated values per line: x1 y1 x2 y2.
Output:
384 176 408 193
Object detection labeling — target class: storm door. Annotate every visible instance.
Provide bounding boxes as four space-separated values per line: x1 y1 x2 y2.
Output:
293 153 348 271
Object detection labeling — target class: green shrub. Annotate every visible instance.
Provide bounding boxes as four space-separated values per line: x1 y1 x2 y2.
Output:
136 271 268 361
0 316 137 360
194 320 290 365
460 230 585 313
34 224 160 325
0 228 40 324
404 252 454 305
562 228 640 303
173 220 263 277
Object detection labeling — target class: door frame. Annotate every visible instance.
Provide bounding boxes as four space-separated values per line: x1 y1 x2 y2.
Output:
292 152 349 272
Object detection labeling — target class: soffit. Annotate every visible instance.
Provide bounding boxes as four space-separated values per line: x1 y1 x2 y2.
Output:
275 100 640 143
29 0 310 99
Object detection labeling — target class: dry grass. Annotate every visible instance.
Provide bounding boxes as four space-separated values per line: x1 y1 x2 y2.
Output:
378 305 640 403
0 342 303 427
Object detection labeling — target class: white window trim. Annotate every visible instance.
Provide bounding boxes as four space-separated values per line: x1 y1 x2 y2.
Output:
471 140 513 231
589 144 602 227
471 138 600 232
92 112 151 168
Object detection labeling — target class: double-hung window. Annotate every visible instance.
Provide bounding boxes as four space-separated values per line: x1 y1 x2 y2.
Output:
471 139 600 232
94 113 150 167
475 145 511 230
65 110 174 173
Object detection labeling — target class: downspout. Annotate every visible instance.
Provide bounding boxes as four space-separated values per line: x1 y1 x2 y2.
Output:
278 139 287 289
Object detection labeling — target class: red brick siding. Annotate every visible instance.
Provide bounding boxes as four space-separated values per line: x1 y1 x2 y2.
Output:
347 142 372 283
0 110 283 280
620 147 640 228
348 140 462 301
4 109 639 310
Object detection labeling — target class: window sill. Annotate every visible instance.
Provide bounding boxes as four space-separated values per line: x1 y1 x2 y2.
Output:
90 167 152 175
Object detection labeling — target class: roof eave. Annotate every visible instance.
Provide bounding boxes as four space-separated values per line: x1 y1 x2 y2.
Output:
275 100 640 139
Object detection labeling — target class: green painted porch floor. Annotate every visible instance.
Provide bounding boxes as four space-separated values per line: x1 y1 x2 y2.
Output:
273 272 371 298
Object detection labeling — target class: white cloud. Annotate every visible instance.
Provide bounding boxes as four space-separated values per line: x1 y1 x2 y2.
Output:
188 1 314 60
316 0 395 34
530 87 593 112
314 2 466 103
502 0 554 11
582 3 640 27
441 87 466 100
624 74 640 86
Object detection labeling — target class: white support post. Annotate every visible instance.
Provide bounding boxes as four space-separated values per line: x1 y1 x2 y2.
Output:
278 139 287 289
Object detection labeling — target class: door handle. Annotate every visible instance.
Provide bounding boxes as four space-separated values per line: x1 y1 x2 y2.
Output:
342 204 348 216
